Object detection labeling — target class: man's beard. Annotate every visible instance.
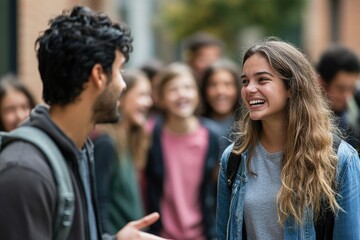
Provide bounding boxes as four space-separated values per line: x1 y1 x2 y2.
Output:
92 87 120 124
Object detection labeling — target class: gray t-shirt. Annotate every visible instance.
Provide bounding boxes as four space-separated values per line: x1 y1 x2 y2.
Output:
244 141 284 240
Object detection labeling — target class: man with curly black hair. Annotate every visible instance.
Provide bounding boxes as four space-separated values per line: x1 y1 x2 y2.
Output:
0 6 164 240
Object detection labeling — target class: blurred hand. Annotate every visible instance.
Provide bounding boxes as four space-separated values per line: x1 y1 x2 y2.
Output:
116 212 168 240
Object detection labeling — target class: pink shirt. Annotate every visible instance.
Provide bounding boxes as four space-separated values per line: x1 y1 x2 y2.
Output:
160 125 209 240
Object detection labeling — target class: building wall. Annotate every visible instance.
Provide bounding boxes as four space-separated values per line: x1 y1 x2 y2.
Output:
303 0 331 63
304 0 360 64
340 0 360 53
17 0 117 102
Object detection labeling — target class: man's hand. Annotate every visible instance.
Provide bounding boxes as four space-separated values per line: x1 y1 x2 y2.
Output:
116 212 168 240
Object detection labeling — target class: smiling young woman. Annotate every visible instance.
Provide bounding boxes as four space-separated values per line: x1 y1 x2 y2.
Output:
216 38 360 240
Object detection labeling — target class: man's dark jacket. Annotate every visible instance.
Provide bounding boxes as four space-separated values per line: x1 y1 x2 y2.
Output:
0 105 114 240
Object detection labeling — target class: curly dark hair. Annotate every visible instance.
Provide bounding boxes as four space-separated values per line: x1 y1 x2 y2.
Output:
35 6 133 105
317 44 360 84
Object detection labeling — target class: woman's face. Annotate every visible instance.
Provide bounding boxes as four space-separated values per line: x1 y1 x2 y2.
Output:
161 74 199 119
206 69 238 119
121 77 153 126
241 54 289 123
1 88 32 131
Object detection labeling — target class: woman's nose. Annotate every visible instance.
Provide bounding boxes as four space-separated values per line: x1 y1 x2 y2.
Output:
245 82 258 93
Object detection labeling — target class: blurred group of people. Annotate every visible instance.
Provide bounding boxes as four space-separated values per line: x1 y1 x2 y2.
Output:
0 5 359 240
89 32 243 239
87 32 360 239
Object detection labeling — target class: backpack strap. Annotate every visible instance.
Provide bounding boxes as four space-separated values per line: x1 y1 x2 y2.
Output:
2 126 74 240
315 134 342 240
226 149 243 189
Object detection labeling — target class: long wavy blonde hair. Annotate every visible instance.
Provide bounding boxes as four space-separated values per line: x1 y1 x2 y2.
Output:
233 39 341 225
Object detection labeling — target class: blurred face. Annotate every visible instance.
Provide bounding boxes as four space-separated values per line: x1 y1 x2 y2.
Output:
121 77 152 126
241 54 289 122
93 51 127 124
206 69 238 119
325 71 359 112
161 74 199 119
1 88 32 131
190 45 221 79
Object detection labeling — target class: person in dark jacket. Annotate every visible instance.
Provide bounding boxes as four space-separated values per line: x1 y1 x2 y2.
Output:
0 6 165 240
317 44 360 152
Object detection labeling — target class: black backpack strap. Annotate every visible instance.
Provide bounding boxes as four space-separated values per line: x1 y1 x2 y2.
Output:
1 126 74 240
315 209 335 240
226 148 243 189
226 148 246 235
315 134 342 240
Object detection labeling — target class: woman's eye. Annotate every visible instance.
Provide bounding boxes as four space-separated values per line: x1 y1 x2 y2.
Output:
241 79 249 85
258 77 268 82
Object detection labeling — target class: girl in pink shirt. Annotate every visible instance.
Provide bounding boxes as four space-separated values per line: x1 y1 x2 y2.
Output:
145 63 220 240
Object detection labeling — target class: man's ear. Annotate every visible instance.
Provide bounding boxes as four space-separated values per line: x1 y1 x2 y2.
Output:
90 63 106 89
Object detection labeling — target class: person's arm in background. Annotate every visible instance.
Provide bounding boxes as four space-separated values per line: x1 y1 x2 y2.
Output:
93 134 117 234
93 133 168 240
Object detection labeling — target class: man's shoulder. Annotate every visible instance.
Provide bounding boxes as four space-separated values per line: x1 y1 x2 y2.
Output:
0 141 57 240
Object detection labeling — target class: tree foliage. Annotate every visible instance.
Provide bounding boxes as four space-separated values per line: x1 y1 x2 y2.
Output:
157 0 306 55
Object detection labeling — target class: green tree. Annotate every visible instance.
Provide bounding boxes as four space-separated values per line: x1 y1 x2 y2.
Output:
157 0 305 59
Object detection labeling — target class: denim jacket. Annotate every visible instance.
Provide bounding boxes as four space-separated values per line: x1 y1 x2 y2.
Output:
216 141 360 240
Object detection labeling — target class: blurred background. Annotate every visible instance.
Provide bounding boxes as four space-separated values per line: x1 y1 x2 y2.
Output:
1 0 360 102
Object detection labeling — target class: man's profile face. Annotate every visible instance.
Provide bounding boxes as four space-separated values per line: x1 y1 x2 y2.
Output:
92 50 127 124
326 70 359 112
